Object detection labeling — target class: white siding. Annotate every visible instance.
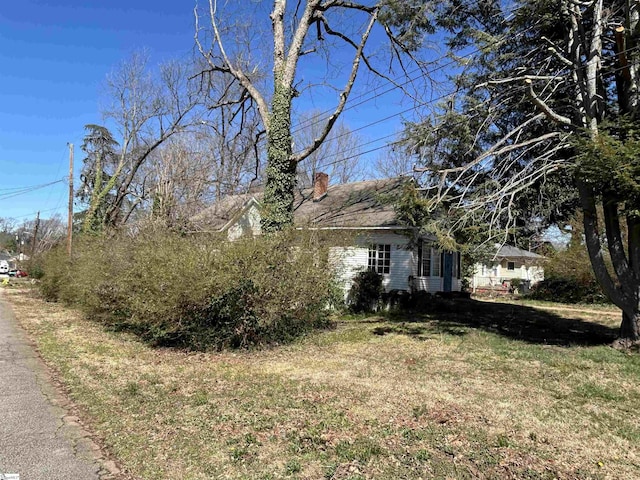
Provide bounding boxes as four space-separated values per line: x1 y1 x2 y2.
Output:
355 232 413 292
411 249 461 293
470 260 545 289
330 232 461 296
388 245 412 291
412 276 443 292
227 204 261 241
330 232 414 298
329 246 368 299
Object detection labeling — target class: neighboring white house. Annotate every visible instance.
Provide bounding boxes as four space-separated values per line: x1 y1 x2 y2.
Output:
470 244 545 293
190 174 462 298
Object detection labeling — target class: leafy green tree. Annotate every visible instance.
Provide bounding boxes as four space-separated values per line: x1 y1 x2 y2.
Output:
403 0 640 344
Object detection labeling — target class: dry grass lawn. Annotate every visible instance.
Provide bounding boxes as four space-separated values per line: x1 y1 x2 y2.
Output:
2 286 639 479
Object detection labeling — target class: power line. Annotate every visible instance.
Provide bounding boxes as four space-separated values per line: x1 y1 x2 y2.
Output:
285 26 640 159
309 48 640 173
286 13 543 138
0 179 66 201
2 207 66 221
288 2 527 135
43 145 71 207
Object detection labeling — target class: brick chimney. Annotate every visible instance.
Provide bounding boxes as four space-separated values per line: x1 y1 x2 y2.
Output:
313 172 329 201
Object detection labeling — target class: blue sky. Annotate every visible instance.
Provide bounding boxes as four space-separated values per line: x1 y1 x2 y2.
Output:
0 1 196 221
0 1 438 223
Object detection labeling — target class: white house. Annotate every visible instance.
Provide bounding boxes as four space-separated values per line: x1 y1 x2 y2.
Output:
470 244 545 293
190 174 462 298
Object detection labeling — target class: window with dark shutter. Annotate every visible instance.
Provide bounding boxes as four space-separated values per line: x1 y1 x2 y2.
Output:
418 241 432 276
432 248 441 277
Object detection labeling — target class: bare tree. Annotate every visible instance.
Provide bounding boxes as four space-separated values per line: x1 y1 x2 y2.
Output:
0 218 18 252
5 216 65 257
82 51 203 231
31 216 66 255
295 110 363 187
374 143 414 178
195 0 434 232
145 135 214 224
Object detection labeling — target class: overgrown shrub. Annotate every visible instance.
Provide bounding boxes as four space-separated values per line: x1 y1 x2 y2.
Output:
529 215 609 304
347 270 384 313
37 227 336 349
24 255 45 280
528 276 608 304
37 246 73 301
509 278 522 293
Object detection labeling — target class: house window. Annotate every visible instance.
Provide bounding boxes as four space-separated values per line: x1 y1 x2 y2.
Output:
418 242 443 277
432 249 441 277
368 244 390 274
507 261 515 271
452 252 460 279
417 243 431 276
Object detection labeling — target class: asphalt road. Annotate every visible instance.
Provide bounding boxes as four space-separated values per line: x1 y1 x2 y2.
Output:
0 293 105 479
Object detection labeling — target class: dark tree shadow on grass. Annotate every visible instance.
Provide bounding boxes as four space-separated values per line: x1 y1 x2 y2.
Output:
376 298 619 346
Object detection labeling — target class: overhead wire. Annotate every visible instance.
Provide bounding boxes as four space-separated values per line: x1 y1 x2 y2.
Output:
284 2 534 138
0 179 67 202
12 16 635 216
42 145 71 208
308 43 640 173
8 206 66 221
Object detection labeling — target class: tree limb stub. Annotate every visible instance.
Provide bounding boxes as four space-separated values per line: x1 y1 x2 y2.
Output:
525 79 574 126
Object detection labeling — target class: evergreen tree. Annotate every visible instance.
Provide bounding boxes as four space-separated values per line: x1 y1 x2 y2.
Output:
78 124 119 233
403 0 640 344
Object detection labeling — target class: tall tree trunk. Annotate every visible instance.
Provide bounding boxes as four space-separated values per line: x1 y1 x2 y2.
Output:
619 311 640 345
261 80 295 233
578 181 640 345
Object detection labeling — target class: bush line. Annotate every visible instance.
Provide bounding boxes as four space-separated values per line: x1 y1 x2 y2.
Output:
35 227 340 350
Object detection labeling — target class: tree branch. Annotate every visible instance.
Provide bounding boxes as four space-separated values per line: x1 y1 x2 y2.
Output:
578 180 627 307
291 7 378 163
602 198 634 285
196 1 271 131
525 79 574 125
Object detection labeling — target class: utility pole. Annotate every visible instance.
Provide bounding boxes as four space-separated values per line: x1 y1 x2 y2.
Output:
67 143 74 257
31 211 40 257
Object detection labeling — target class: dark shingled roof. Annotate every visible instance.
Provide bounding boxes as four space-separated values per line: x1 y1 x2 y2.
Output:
190 177 412 232
190 193 257 231
497 245 544 260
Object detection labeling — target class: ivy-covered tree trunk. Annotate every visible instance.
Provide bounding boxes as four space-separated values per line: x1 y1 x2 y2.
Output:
262 81 296 233
197 0 428 233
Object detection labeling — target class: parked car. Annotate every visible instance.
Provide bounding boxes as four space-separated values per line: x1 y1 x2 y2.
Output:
8 269 27 278
0 260 8 274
